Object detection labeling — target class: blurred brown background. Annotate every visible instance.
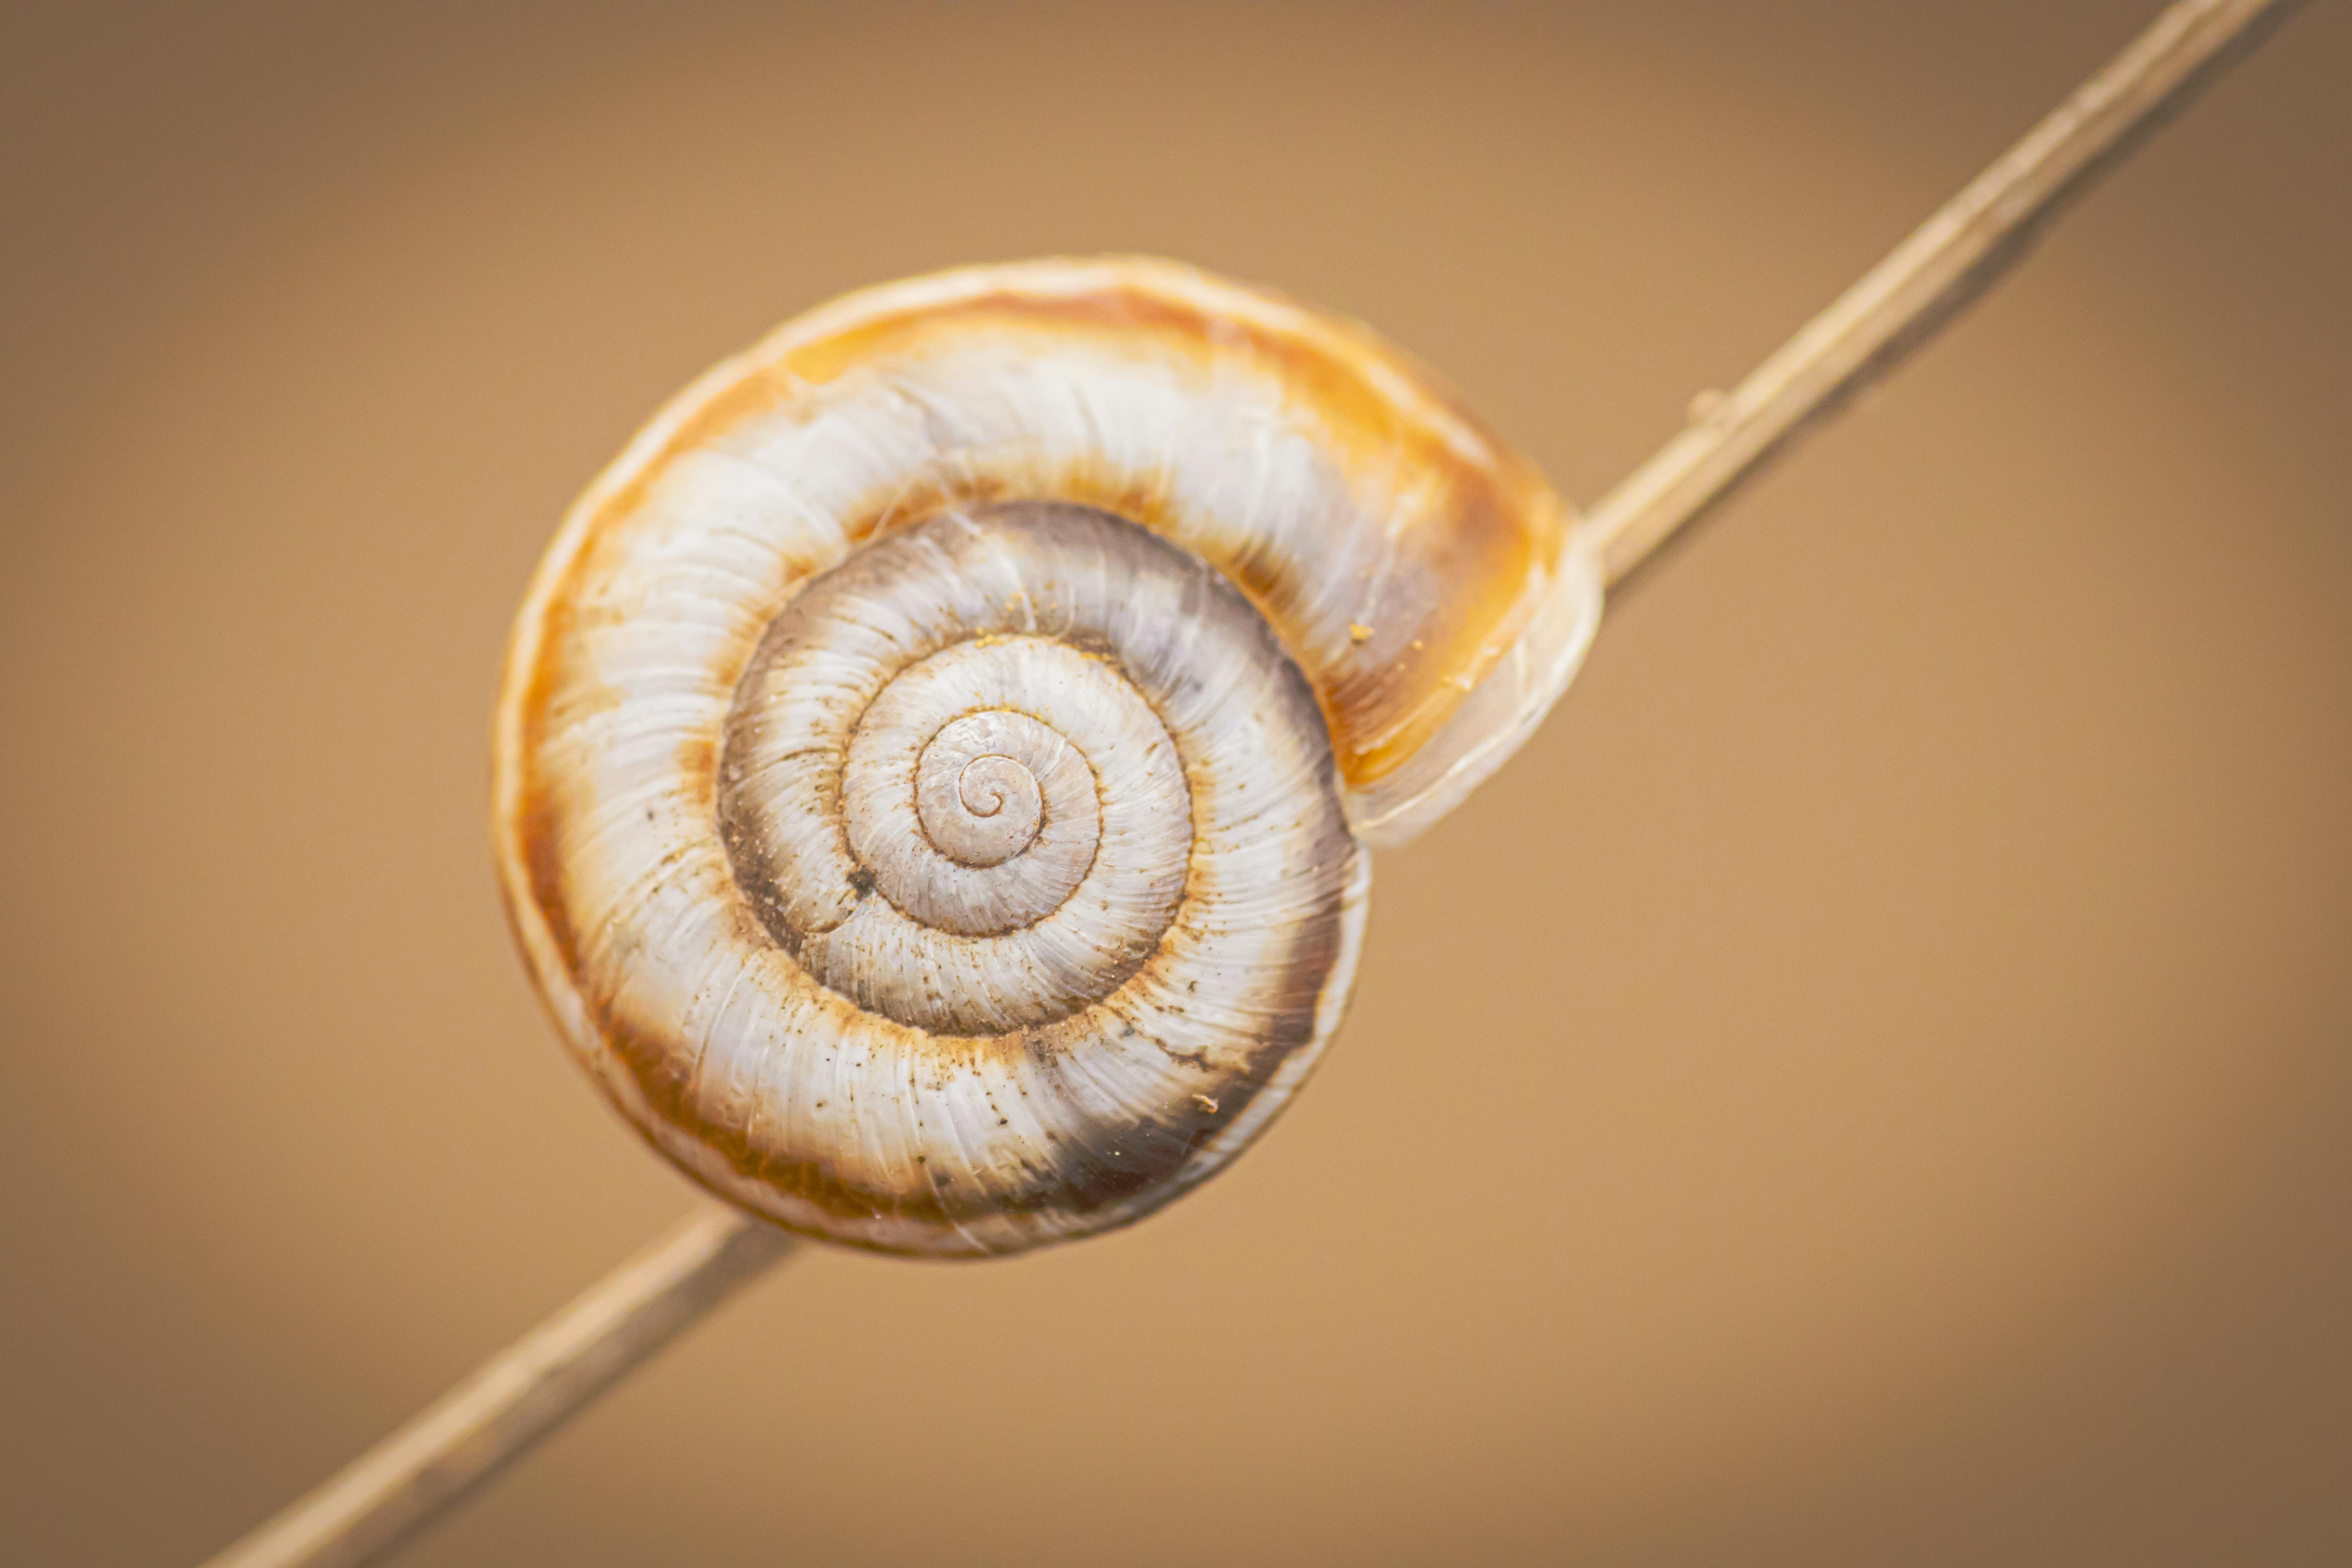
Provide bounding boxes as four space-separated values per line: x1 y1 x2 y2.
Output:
4 2 2348 1563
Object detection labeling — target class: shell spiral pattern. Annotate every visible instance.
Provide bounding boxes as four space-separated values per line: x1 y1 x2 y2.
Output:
721 505 1272 1042
495 257 1597 1255
720 499 1363 1054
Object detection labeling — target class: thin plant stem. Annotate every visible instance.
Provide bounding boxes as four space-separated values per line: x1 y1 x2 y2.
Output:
1586 0 2307 593
202 1207 793 1568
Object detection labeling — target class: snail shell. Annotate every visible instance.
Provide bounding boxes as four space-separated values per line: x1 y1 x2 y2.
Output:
494 258 1601 1255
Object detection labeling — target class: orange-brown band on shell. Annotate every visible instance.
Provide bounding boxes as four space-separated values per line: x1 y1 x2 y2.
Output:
571 260 1574 788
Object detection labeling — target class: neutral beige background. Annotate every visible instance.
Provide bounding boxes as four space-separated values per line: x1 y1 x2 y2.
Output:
4 3 2347 1563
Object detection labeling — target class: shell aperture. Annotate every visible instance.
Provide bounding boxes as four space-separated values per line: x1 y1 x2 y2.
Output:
493 258 1595 1255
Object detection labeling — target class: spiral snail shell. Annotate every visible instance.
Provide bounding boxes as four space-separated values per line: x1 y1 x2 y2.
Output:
493 258 1601 1255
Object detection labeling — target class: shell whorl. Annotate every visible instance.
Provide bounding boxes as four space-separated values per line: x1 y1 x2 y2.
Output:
493 257 1594 1255
720 504 1294 1041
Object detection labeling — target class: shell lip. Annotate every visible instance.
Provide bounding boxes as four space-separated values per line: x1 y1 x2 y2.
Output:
1344 524 1606 847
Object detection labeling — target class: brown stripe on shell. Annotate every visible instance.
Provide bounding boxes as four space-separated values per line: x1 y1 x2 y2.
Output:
766 280 1565 786
497 500 1366 1256
581 873 1356 1256
553 258 1572 793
